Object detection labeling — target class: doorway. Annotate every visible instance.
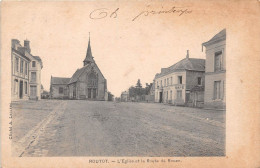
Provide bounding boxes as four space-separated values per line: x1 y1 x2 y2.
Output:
19 81 23 99
93 89 96 99
30 85 37 99
159 92 163 103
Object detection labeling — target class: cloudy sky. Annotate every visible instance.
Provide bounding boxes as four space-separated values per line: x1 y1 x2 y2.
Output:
3 1 229 97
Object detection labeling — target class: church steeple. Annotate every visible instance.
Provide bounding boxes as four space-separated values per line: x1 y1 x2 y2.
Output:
83 32 95 66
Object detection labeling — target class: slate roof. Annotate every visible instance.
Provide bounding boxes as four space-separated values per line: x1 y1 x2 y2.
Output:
51 77 71 85
155 58 205 79
68 65 89 84
33 56 42 63
202 29 226 46
33 56 43 68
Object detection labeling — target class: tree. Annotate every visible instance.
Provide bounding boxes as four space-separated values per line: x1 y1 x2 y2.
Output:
129 86 136 98
135 79 143 97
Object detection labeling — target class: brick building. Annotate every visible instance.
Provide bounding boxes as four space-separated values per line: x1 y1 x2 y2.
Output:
202 29 226 109
154 50 205 106
11 39 43 101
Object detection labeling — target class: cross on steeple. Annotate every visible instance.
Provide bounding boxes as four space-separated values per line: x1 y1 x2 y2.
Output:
83 32 95 66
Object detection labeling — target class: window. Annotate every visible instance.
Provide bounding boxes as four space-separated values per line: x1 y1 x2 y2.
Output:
164 79 166 86
214 81 221 100
20 60 24 73
178 76 182 84
215 51 222 72
32 61 36 67
15 57 19 72
25 62 28 75
88 72 98 87
167 78 169 86
157 81 159 88
31 72 36 82
170 90 172 100
198 77 202 85
177 90 182 99
59 87 63 94
14 79 18 94
160 80 162 87
25 82 27 94
171 77 173 85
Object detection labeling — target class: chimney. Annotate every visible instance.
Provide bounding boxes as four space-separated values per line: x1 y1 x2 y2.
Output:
186 50 189 58
24 40 31 53
11 39 20 49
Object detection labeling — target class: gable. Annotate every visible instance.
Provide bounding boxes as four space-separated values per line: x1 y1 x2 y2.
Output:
68 63 106 84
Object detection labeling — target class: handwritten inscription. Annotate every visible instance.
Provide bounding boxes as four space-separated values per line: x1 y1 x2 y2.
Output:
132 6 192 21
89 6 192 21
89 8 119 20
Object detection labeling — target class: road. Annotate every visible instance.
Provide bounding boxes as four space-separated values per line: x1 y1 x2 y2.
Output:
11 100 225 157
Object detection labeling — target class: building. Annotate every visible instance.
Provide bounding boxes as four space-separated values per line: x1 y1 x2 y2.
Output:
50 77 70 99
11 39 43 101
120 91 129 102
50 35 108 100
202 29 226 109
154 50 205 106
29 55 43 100
68 36 108 100
144 82 155 102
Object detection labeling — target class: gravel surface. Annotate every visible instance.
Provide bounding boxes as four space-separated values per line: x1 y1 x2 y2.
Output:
12 100 225 157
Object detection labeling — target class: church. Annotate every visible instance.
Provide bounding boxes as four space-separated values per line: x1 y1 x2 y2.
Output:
50 35 108 101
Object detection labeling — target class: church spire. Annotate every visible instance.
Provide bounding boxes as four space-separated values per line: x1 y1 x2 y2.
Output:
83 32 94 66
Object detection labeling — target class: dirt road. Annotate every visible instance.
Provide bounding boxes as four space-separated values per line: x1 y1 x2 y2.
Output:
12 100 225 157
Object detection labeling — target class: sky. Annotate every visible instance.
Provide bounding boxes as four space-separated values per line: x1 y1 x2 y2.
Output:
3 1 228 97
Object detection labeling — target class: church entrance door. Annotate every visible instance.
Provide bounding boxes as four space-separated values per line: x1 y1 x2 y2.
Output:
88 88 92 99
93 89 96 99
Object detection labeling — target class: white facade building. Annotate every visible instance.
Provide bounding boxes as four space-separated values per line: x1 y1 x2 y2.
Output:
154 51 205 105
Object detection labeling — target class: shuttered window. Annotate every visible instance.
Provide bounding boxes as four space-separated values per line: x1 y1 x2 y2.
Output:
215 51 222 72
214 81 221 100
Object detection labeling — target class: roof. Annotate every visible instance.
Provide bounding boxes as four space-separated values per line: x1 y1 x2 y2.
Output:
51 77 71 85
83 36 95 64
202 29 226 46
33 56 42 63
33 56 43 68
12 48 31 61
155 58 205 79
68 65 89 84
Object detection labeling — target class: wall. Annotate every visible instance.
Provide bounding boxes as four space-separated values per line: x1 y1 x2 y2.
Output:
74 65 106 100
11 51 30 101
204 72 226 108
154 71 186 105
51 84 69 99
28 57 42 100
186 70 205 90
205 40 226 73
204 39 226 109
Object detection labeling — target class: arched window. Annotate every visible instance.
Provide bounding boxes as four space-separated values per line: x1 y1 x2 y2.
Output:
88 72 98 87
